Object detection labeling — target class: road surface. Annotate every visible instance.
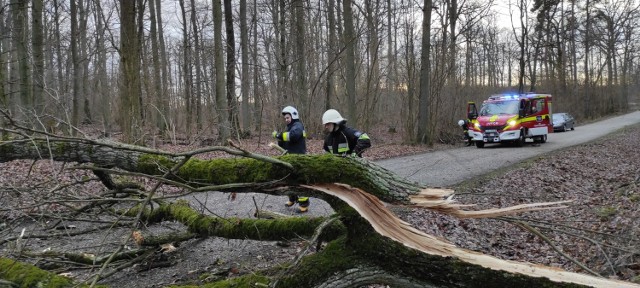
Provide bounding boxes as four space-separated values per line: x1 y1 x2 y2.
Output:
376 111 640 187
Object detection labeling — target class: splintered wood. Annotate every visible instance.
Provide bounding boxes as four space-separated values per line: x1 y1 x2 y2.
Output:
410 187 572 218
302 183 639 288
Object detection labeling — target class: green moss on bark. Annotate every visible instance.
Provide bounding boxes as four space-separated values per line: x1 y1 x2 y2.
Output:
129 201 346 242
0 140 13 155
277 237 363 287
137 154 177 174
168 273 269 288
0 257 105 288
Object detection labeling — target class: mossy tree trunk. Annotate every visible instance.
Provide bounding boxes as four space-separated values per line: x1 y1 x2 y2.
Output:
0 138 637 288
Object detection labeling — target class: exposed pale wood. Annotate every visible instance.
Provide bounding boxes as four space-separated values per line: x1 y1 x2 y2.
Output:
303 183 640 288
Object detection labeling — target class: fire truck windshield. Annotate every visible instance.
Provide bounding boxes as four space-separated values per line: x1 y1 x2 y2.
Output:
479 101 519 116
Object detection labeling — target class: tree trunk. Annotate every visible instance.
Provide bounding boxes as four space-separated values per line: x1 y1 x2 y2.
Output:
293 0 307 117
240 0 251 135
92 0 111 136
79 0 91 124
213 0 230 143
417 0 432 145
252 0 261 133
11 0 31 118
326 0 337 111
155 0 171 134
224 0 239 136
179 0 193 133
190 0 204 130
0 137 638 288
70 0 80 133
119 0 142 143
149 0 164 133
342 0 357 123
31 0 44 114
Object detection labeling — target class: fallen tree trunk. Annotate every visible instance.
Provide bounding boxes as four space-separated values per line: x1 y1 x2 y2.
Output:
1 136 638 288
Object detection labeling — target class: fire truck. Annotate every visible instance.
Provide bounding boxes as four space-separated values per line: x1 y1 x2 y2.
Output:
466 93 553 148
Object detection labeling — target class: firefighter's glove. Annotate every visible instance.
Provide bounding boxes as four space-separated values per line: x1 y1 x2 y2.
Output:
353 148 364 157
272 131 283 140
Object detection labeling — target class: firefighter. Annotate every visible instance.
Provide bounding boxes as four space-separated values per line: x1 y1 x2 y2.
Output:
322 109 371 157
273 106 306 154
458 119 473 146
273 106 309 212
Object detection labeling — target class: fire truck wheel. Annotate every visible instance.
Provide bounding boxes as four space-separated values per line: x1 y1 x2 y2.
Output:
540 135 547 143
475 141 485 148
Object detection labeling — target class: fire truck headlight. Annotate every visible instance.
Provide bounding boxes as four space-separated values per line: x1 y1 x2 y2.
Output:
508 120 517 127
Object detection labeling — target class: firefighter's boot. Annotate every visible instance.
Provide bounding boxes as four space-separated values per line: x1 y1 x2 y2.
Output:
297 197 310 213
285 195 297 207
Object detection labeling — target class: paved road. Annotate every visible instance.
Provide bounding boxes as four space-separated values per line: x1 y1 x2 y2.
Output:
376 111 640 187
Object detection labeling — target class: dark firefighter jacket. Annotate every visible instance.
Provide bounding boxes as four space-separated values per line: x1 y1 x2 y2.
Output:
277 119 307 154
323 121 371 157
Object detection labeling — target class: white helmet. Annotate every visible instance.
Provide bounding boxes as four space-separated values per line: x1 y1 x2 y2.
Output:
282 106 299 120
322 109 345 125
458 120 465 126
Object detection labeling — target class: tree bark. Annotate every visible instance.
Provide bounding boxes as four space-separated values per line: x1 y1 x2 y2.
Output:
190 0 204 130
31 0 44 114
342 0 357 123
119 0 142 143
179 0 193 133
213 0 230 144
224 0 239 136
417 0 432 145
1 136 638 287
240 0 251 135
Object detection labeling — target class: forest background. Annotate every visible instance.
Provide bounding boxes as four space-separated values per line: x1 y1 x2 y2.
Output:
1 0 640 286
0 0 639 145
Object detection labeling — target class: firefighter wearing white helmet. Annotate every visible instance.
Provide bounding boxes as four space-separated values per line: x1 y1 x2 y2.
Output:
282 105 299 120
273 106 306 154
322 109 371 157
273 105 309 212
322 109 344 125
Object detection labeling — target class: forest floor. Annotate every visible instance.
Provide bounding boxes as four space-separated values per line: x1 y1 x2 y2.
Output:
1 124 639 286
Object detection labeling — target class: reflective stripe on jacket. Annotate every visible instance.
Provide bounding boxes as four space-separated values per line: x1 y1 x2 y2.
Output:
278 120 307 154
323 124 371 156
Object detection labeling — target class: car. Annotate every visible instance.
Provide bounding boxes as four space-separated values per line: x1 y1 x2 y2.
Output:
552 112 575 132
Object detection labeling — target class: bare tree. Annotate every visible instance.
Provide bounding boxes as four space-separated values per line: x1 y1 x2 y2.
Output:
224 0 240 136
240 0 251 135
326 0 337 111
31 0 44 114
417 0 433 144
293 0 307 117
510 0 530 93
179 0 194 133
92 0 112 136
119 0 142 143
342 0 357 123
189 0 204 129
10 0 31 118
148 0 164 133
70 0 80 132
213 0 230 143
156 0 171 134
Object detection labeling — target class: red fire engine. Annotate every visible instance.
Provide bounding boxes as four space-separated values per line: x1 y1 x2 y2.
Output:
466 93 553 148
